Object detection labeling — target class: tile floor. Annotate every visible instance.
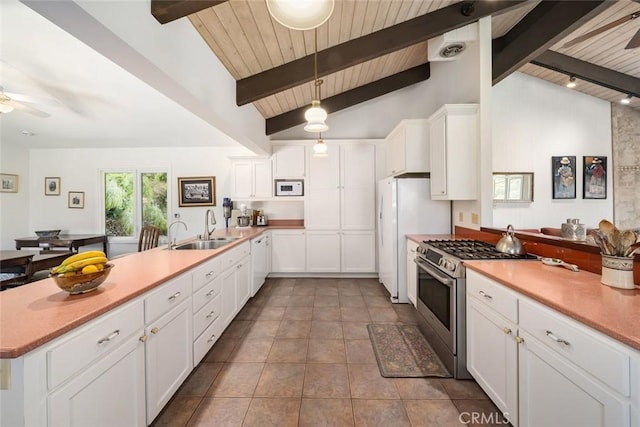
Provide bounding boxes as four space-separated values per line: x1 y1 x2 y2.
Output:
151 278 507 427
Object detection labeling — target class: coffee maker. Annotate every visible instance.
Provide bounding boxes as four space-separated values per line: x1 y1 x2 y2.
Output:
223 198 232 228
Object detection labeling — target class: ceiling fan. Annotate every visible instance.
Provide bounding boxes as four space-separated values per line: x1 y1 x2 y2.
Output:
0 86 57 118
562 8 640 50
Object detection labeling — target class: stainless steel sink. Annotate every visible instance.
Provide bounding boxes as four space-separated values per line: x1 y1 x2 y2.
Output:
172 237 240 250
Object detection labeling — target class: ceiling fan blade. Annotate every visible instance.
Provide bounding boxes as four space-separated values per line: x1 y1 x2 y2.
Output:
625 27 640 49
562 12 639 49
8 100 51 118
4 91 60 107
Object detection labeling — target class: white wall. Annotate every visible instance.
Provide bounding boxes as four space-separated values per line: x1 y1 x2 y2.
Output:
492 72 613 230
0 141 31 250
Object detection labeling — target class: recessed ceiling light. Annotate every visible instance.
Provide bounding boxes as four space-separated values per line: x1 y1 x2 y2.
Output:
21 130 35 136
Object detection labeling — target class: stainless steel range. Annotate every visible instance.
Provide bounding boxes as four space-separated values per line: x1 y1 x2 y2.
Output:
414 239 536 379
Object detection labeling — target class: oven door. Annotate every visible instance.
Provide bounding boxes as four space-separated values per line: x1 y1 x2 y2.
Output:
414 257 456 353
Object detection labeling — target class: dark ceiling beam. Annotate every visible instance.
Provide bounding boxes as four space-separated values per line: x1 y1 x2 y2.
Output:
266 63 430 135
239 0 526 106
492 0 611 85
151 0 227 24
531 50 640 98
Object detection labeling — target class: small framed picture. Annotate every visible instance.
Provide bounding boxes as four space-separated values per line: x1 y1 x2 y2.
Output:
68 191 85 208
583 156 607 199
178 176 216 207
552 156 576 199
0 173 18 193
45 177 61 195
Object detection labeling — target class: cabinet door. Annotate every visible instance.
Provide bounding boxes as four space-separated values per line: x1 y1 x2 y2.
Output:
307 148 341 229
467 297 518 426
406 241 418 306
429 114 447 198
48 332 146 427
341 231 376 272
220 266 237 327
231 161 254 198
274 145 305 177
145 299 193 423
271 231 306 272
307 231 341 272
518 330 629 427
236 257 251 309
253 160 272 198
341 144 376 230
386 126 406 176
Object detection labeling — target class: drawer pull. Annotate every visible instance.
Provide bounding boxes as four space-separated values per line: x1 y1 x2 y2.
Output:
206 289 215 297
503 327 512 335
206 310 216 319
168 291 181 302
139 335 147 343
205 270 215 278
237 264 242 269
545 330 570 346
516 336 525 344
97 329 120 344
207 334 216 343
151 327 160 335
478 290 493 300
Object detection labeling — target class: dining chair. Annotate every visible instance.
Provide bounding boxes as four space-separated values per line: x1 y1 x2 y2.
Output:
138 226 161 252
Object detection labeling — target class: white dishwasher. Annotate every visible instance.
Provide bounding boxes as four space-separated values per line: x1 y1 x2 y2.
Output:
250 233 269 296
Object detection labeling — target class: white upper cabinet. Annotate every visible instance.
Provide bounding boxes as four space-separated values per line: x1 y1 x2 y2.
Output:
230 158 272 199
428 104 479 200
307 146 342 230
273 145 306 178
385 119 430 177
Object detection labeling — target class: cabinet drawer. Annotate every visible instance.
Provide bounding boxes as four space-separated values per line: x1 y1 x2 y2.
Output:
219 242 250 270
193 315 224 365
519 298 630 396
145 272 191 323
193 294 222 340
47 299 144 390
193 276 222 313
192 257 221 292
467 270 518 323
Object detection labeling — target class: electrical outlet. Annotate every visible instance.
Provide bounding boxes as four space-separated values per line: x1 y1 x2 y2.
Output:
0 359 10 390
174 213 180 219
471 213 479 224
458 211 463 222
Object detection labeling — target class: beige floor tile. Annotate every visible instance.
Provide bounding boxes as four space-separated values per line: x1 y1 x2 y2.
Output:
452 399 509 426
352 399 411 426
307 339 347 363
310 321 343 339
283 306 313 320
339 294 366 307
292 286 316 296
204 336 238 362
403 399 463 427
348 364 399 399
277 320 312 338
340 306 371 321
368 307 399 323
441 379 489 400
315 286 339 296
288 295 316 307
312 306 342 321
393 304 420 324
151 396 201 427
177 363 223 396
207 363 264 397
267 339 309 363
242 398 300 427
342 322 371 340
223 320 252 338
186 397 251 427
265 295 290 307
234 305 262 321
393 378 449 400
255 306 286 321
314 295 340 307
364 295 392 307
302 363 351 398
243 320 281 339
271 286 295 296
254 363 306 397
227 338 273 363
359 286 385 296
299 398 354 427
345 339 377 364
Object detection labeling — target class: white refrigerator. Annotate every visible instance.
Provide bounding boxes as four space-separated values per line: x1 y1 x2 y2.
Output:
377 177 451 303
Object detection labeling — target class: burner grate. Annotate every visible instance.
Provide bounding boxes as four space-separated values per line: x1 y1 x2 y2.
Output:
422 239 537 260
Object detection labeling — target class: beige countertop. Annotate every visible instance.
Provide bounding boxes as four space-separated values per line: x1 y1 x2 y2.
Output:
0 226 279 358
465 261 640 351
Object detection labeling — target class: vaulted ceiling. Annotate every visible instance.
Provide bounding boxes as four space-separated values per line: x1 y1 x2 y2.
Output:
150 0 640 135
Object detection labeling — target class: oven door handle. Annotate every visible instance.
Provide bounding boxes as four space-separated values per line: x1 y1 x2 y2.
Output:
414 257 455 288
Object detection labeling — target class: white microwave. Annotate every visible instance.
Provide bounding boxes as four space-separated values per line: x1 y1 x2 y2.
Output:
275 179 304 196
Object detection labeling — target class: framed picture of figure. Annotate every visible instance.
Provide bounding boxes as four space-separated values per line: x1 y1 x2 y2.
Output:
552 156 576 199
583 156 607 199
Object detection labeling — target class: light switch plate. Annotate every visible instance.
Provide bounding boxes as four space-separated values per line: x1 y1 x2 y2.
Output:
458 211 464 222
0 359 10 390
471 213 479 224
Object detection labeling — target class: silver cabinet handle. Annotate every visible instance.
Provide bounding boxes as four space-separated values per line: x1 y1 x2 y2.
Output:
546 330 570 346
151 327 160 335
98 329 120 344
139 335 147 343
503 327 512 335
479 290 493 300
207 334 216 343
168 291 181 302
516 336 524 344
206 310 216 319
206 289 215 297
205 270 215 278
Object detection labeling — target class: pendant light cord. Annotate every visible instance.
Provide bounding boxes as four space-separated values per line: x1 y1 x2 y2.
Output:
314 27 321 101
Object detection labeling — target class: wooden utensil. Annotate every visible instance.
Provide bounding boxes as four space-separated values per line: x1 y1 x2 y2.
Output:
619 230 636 256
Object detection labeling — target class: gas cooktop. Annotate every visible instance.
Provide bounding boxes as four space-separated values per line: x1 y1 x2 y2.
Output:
423 239 537 260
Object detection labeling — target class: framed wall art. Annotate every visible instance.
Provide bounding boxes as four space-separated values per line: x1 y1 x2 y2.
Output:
68 191 85 208
45 177 61 195
583 156 607 199
0 173 18 193
552 156 576 199
178 176 215 207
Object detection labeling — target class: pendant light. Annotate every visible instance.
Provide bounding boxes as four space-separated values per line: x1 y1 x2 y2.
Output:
304 28 328 133
313 133 328 157
266 0 334 31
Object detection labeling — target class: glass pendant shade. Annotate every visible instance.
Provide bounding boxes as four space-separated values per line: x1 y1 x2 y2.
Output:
313 138 328 157
266 0 334 30
304 100 328 132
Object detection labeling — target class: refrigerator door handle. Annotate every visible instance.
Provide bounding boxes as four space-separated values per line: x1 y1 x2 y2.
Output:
379 194 383 246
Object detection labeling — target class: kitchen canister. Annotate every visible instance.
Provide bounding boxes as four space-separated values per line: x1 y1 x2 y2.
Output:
561 218 586 241
600 254 635 289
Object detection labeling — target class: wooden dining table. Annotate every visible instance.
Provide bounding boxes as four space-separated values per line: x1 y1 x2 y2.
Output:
0 250 73 286
14 234 108 257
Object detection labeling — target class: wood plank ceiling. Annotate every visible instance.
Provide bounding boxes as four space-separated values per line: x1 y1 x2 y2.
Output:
153 0 640 134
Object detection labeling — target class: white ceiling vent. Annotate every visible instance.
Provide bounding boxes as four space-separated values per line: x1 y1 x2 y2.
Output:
428 23 478 62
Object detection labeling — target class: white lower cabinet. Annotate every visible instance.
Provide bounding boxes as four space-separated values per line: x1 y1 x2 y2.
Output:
341 231 375 273
220 252 251 328
307 231 341 272
467 269 637 427
405 240 418 306
271 230 306 273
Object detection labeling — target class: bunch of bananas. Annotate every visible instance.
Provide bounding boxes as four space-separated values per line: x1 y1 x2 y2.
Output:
51 251 109 276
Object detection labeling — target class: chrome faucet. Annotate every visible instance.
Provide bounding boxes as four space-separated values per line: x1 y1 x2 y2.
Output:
167 220 187 250
204 209 217 240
